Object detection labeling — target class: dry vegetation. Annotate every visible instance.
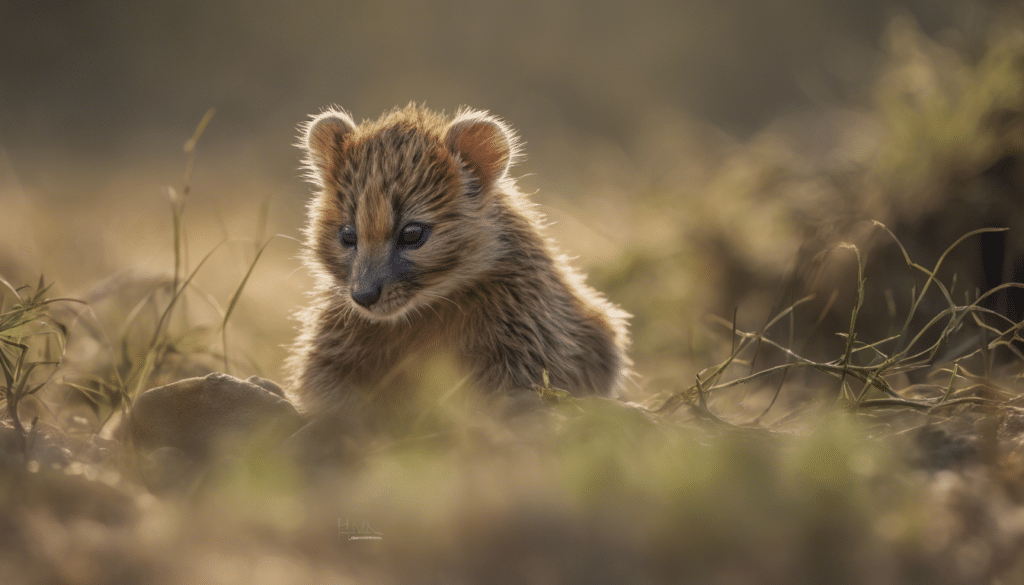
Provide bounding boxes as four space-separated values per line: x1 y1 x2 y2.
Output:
3 15 1024 585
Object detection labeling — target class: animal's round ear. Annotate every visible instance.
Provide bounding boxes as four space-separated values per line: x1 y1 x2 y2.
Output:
301 108 357 179
444 111 517 194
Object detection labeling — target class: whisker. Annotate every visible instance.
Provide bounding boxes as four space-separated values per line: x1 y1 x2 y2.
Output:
420 290 465 316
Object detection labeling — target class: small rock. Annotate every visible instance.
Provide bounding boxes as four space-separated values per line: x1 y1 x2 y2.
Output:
245 375 286 398
77 435 120 466
125 373 305 465
998 412 1024 441
915 425 979 470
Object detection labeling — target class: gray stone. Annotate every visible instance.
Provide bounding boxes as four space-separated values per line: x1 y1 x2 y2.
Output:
245 375 286 398
126 373 305 463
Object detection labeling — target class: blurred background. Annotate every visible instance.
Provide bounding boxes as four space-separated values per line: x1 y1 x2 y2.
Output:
6 4 1024 583
0 0 1020 390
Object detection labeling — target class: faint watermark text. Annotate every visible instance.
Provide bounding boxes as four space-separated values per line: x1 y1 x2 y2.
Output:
338 518 384 541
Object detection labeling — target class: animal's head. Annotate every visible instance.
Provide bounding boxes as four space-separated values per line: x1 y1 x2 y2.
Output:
300 104 519 321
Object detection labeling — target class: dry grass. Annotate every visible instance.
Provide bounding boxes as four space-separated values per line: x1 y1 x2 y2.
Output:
2 14 1024 585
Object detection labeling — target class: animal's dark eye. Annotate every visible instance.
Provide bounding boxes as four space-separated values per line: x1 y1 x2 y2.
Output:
397 223 430 249
340 225 357 248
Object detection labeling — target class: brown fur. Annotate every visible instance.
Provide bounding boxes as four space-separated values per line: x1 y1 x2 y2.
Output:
285 104 631 415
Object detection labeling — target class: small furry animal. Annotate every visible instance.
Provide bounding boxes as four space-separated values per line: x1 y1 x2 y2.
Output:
285 104 630 415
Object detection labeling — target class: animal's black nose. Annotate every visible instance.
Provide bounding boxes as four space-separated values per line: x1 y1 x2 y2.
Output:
352 284 382 307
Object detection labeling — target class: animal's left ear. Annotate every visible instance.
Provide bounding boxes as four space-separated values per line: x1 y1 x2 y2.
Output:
444 110 517 194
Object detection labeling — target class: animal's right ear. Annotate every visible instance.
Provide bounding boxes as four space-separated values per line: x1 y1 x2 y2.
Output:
301 108 357 181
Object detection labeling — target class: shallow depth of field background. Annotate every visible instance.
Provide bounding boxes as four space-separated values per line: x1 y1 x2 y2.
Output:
3 2 1024 584
0 0 1005 386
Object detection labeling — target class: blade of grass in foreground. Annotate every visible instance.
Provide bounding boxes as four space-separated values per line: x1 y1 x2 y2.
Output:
219 234 295 373
130 240 226 398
